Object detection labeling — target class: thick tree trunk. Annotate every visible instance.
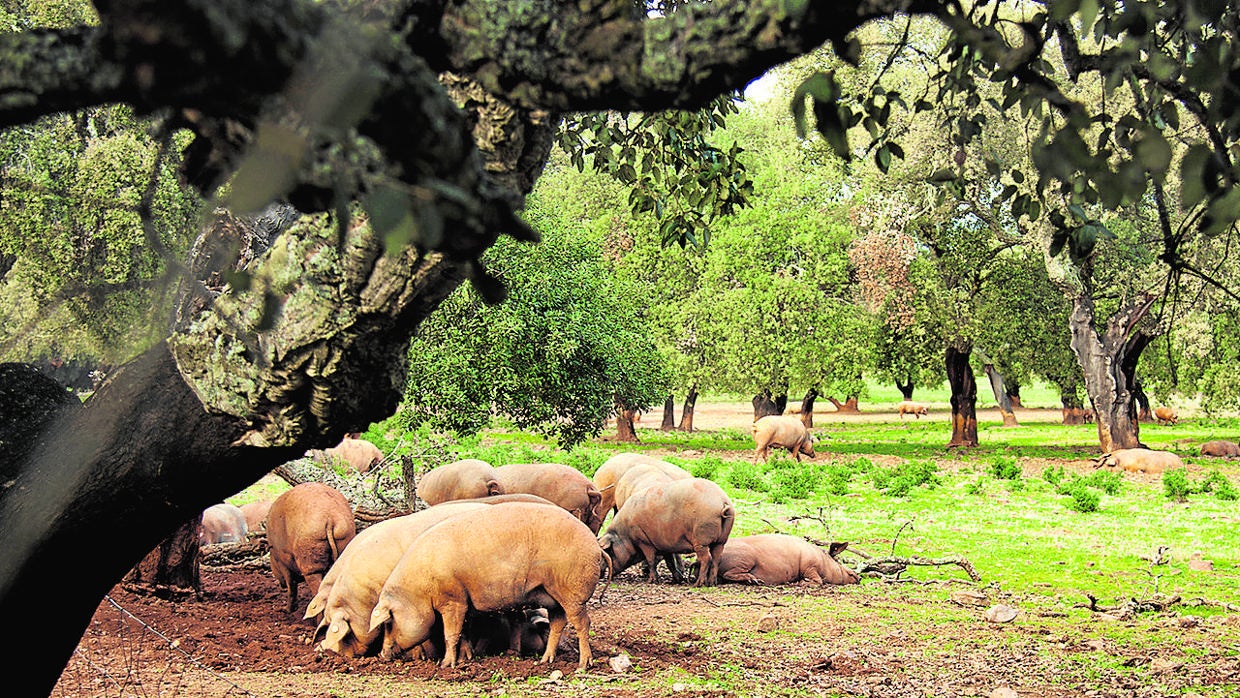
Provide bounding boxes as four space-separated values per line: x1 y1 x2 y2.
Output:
980 359 1018 427
751 391 786 421
123 519 203 599
1006 381 1022 408
826 396 860 413
1060 391 1086 425
678 386 698 432
659 394 676 431
895 379 914 401
798 387 818 428
945 345 978 448
1067 293 1158 452
615 408 640 442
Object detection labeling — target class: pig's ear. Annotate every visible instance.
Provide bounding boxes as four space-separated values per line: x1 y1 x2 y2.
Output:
828 542 849 558
305 594 326 620
369 603 393 634
486 479 503 496
312 617 331 643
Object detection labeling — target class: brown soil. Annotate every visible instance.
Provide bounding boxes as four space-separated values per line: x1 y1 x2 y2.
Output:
53 402 1238 697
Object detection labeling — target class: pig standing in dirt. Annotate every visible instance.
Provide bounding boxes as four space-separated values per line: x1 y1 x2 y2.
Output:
267 482 356 613
752 415 815 463
309 495 557 657
494 462 604 533
239 500 273 532
593 452 690 521
599 477 734 587
1200 440 1240 458
369 502 605 671
416 458 503 505
199 503 248 544
610 463 693 583
718 534 860 586
1095 448 1184 474
897 401 929 419
1153 407 1179 425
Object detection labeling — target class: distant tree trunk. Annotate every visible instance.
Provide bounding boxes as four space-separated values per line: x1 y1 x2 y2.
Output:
1006 380 1022 408
678 385 698 432
798 387 818 428
615 408 640 442
945 345 978 448
1133 379 1153 422
826 396 860 413
123 519 202 599
1060 391 1086 425
659 394 676 431
979 354 1018 427
895 378 914 401
752 390 785 421
1068 293 1158 452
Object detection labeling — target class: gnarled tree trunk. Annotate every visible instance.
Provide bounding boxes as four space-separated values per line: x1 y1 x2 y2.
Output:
123 519 203 599
895 378 914 401
826 396 860 413
614 408 640 442
1133 379 1153 422
945 345 978 448
798 387 818 428
751 390 786 421
1006 381 1021 408
678 385 698 432
979 354 1018 427
659 394 676 431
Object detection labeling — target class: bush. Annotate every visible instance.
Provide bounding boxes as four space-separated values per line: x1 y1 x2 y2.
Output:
875 459 940 497
1208 472 1239 501
1064 481 1101 512
823 464 854 495
965 477 986 496
770 463 821 503
1079 469 1123 495
1163 468 1193 502
726 461 768 492
1043 466 1067 487
689 455 723 481
988 455 1022 480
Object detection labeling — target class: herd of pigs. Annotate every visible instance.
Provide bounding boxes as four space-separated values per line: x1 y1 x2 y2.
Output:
195 412 1239 672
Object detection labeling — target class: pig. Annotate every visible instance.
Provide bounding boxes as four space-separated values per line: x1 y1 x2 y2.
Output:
239 500 273 532
718 534 860 586
420 608 551 661
199 503 248 545
1154 407 1179 426
897 401 929 419
593 452 691 521
415 458 503 506
1200 440 1240 458
598 477 734 587
494 462 604 533
309 494 559 657
610 463 692 583
752 415 815 463
267 482 356 613
1095 448 1184 474
311 433 385 474
369 502 605 671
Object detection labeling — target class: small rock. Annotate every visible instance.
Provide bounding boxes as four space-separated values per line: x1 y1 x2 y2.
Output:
985 604 1019 623
1150 657 1184 672
1084 639 1105 651
608 654 632 673
673 682 689 692
548 670 563 681
757 613 779 632
990 687 1018 698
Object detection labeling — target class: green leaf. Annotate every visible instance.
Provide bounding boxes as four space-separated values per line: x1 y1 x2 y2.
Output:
875 145 892 174
1179 145 1212 210
1134 133 1173 177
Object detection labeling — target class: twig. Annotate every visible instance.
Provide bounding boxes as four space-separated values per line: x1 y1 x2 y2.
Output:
891 519 915 556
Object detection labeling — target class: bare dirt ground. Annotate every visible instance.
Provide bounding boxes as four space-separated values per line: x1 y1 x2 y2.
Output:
53 402 1239 697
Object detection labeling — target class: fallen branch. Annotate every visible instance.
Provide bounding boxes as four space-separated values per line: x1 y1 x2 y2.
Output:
847 552 982 582
1075 592 1184 618
200 537 268 566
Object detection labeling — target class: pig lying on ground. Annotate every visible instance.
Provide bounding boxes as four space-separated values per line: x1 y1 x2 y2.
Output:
267 482 356 613
199 503 248 544
599 477 734 587
593 452 691 521
1095 448 1184 474
718 534 860 586
1154 407 1179 425
416 458 503 506
897 401 929 419
309 494 558 658
239 500 273 532
752 415 815 463
494 462 604 533
1200 440 1240 458
369 502 605 671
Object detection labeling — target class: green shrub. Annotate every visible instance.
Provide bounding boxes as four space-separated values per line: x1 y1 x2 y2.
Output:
726 461 769 492
850 456 876 473
1163 468 1193 502
1079 469 1123 495
770 463 821 503
689 455 723 481
1202 470 1239 501
965 477 986 496
1042 466 1066 487
1064 481 1101 512
988 455 1022 480
875 459 940 497
823 464 854 495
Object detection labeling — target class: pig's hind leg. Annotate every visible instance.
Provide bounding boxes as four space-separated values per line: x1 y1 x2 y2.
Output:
539 605 569 665
438 601 469 667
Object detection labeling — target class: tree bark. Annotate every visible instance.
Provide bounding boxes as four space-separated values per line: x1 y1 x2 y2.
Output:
678 385 698 432
945 345 978 448
1006 381 1022 408
826 396 860 413
980 357 1018 427
1060 390 1086 425
751 390 785 421
123 519 203 599
895 378 914 401
1067 293 1158 452
659 394 676 431
798 387 818 428
1132 379 1153 422
615 408 640 442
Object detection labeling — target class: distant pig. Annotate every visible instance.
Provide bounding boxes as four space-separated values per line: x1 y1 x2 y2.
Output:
311 433 385 474
599 477 734 587
369 502 605 671
267 482 356 614
199 503 248 545
1200 440 1240 458
897 401 929 419
1096 448 1184 474
718 534 860 586
593 452 691 521
752 415 815 463
239 500 273 532
494 463 604 533
1153 407 1178 426
416 458 503 506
